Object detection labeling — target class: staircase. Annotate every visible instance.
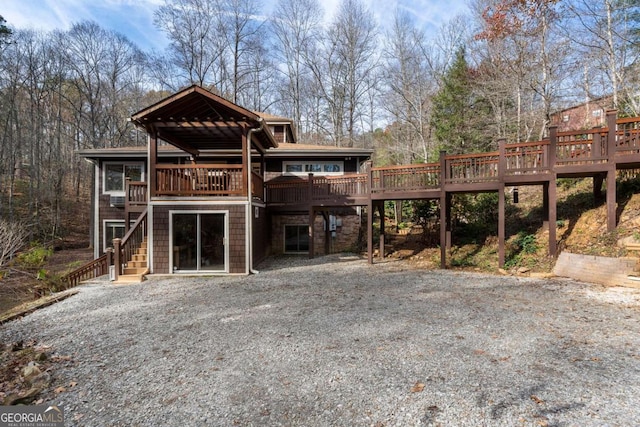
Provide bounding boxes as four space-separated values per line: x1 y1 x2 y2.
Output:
115 237 149 283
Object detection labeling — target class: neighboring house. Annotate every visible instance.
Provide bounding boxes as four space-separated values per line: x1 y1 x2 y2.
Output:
550 96 613 132
78 85 372 276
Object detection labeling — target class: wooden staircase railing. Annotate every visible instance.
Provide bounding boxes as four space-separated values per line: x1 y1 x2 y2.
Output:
113 208 148 282
63 250 113 288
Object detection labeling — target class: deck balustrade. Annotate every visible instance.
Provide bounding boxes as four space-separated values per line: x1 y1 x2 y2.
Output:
125 114 640 208
155 164 244 196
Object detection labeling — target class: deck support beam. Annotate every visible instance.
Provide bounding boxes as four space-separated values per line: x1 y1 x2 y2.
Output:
308 207 315 259
498 185 506 268
607 169 617 231
606 110 618 232
548 177 557 257
377 202 385 259
367 200 373 264
439 193 448 269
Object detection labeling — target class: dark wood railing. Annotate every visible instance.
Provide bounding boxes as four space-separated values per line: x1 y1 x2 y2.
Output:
504 140 549 174
371 163 440 192
126 180 147 206
155 164 244 196
113 208 147 281
445 152 500 184
251 171 264 199
126 113 640 207
63 251 112 288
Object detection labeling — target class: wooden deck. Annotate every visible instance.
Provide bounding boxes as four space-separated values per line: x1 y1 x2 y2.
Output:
266 112 640 208
123 110 640 269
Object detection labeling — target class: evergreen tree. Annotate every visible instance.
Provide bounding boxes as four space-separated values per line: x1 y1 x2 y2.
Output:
0 16 12 46
430 47 493 155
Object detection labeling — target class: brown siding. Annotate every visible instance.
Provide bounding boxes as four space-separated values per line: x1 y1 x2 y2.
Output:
252 205 269 264
98 195 127 255
152 204 247 274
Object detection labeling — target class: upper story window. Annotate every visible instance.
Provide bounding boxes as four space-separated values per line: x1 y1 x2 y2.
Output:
103 162 144 195
283 161 344 176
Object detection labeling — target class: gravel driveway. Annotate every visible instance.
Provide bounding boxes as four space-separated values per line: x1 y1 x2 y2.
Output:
2 254 640 426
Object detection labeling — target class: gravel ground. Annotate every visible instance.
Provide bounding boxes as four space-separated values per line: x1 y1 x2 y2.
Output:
2 254 640 427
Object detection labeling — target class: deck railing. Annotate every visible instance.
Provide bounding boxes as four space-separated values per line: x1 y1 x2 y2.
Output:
616 117 640 155
265 174 369 204
445 152 500 183
127 113 640 207
504 140 550 174
155 164 244 196
371 163 440 192
251 171 264 199
555 128 609 165
126 180 147 206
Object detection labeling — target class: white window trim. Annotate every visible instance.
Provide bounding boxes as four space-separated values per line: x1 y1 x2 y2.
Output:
282 161 344 176
102 219 131 253
169 210 229 274
102 161 145 196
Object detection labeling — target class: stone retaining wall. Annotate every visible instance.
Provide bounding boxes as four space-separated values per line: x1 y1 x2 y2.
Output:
553 251 640 288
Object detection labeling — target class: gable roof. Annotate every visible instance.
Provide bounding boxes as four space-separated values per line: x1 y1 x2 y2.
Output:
130 85 277 153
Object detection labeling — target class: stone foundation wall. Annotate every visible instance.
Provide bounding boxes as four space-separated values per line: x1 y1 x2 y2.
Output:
271 213 362 255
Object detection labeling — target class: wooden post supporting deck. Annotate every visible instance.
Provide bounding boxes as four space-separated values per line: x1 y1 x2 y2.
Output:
606 110 617 232
308 206 315 259
498 139 506 268
439 151 447 269
548 126 558 257
308 174 315 259
367 162 374 264
149 131 157 198
113 238 121 282
378 202 385 259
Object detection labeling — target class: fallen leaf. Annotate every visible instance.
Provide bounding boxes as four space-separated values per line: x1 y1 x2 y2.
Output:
530 395 544 405
410 382 425 393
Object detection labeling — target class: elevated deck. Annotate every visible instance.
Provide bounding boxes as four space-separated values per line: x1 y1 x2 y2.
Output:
265 112 640 208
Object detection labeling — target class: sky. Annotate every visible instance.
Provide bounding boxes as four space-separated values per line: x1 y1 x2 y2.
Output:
2 0 471 53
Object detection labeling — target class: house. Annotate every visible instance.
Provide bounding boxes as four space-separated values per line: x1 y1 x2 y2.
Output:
550 96 613 132
78 85 373 277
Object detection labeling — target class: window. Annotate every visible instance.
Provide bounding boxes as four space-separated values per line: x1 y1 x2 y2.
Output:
103 220 126 251
283 161 343 176
284 225 309 253
103 162 144 194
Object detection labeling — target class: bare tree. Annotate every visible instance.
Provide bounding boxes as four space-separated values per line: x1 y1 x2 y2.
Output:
154 0 223 87
381 10 436 164
0 219 27 269
270 0 323 139
563 0 640 113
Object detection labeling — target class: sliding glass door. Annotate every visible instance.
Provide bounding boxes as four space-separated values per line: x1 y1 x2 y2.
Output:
171 212 227 272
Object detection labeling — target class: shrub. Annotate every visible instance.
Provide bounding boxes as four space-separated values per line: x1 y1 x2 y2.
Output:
16 243 53 270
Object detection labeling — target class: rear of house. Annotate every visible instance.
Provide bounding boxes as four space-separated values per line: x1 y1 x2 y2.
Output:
78 85 372 276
